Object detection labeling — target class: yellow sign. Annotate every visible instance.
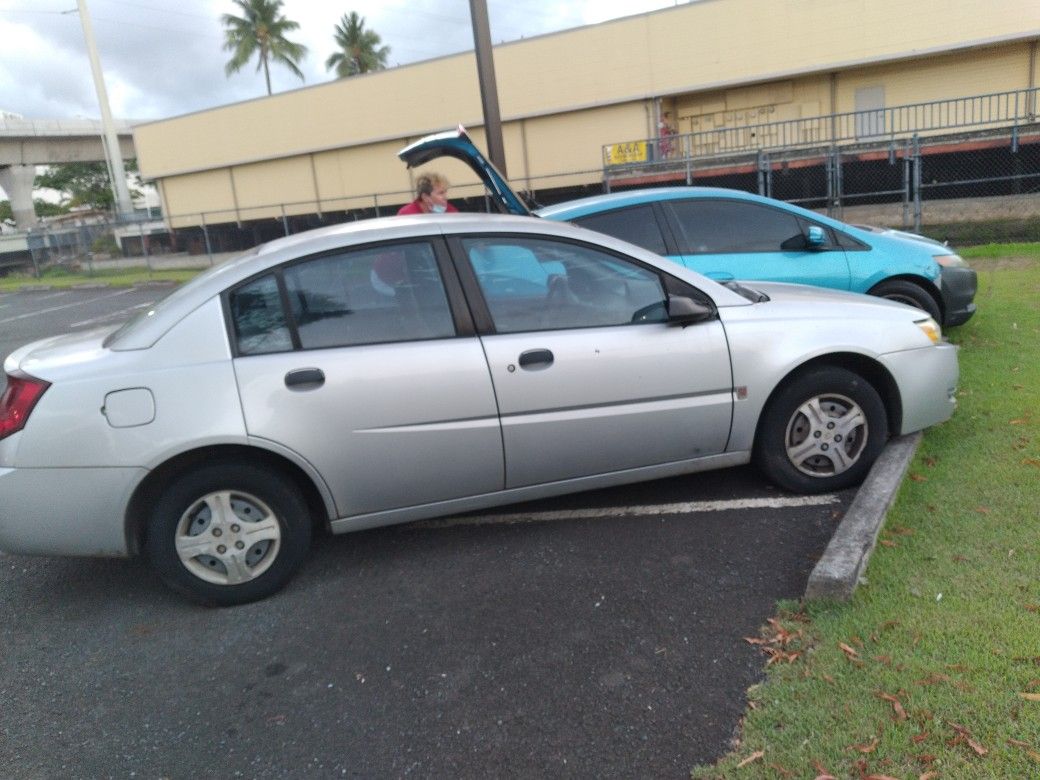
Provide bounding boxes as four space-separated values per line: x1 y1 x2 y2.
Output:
604 141 648 165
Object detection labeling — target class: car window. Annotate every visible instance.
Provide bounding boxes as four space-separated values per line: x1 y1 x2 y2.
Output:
572 204 668 255
228 242 456 355
229 274 293 355
665 199 804 253
461 237 667 333
283 242 455 349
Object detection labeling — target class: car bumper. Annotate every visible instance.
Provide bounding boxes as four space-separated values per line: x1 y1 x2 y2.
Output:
940 266 977 326
0 466 144 557
881 343 959 434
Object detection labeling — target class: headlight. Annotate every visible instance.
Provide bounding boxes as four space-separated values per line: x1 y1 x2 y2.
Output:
916 317 942 344
934 253 967 268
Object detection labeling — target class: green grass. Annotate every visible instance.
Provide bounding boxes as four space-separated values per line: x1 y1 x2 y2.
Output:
0 266 199 292
695 251 1040 778
959 242 1040 260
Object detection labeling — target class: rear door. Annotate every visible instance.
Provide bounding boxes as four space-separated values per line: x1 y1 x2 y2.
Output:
228 239 504 518
663 198 851 289
452 234 733 489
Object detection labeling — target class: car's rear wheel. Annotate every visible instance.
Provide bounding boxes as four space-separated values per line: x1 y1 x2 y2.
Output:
145 463 312 606
755 367 888 493
869 279 942 322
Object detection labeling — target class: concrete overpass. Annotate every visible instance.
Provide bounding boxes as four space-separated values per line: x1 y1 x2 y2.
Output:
0 116 135 230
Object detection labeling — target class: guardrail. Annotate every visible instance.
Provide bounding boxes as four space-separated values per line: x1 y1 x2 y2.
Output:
603 87 1040 172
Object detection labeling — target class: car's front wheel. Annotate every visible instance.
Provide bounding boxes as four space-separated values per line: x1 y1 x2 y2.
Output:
754 367 888 493
869 279 942 322
145 463 312 606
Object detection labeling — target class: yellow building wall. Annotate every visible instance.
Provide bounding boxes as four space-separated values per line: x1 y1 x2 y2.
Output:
134 0 1038 224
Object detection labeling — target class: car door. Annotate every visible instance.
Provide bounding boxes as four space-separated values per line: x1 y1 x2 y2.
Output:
663 198 852 290
453 234 734 489
228 239 504 518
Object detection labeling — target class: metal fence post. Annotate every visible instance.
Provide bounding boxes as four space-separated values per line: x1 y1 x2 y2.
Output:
139 221 152 272
834 148 844 220
374 193 381 218
825 149 835 218
756 150 766 196
684 134 693 186
280 204 290 236
912 135 922 233
201 212 214 265
902 138 912 229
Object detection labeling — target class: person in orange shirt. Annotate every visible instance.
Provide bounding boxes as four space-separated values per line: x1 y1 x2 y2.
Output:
397 172 459 215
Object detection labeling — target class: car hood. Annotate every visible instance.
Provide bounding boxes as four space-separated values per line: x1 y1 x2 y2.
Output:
398 127 532 216
743 280 930 318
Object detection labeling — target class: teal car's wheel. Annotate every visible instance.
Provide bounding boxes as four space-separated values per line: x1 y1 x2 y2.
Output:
870 279 941 322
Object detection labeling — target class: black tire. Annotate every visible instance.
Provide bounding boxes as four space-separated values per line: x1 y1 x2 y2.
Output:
754 367 888 494
869 279 941 322
145 463 312 606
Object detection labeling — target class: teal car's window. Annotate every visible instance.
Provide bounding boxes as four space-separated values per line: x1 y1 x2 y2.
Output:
229 274 293 355
571 204 668 255
666 199 803 254
282 242 455 349
462 237 667 333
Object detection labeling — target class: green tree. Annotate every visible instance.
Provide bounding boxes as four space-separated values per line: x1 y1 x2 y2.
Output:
222 0 308 96
35 161 141 212
325 11 390 78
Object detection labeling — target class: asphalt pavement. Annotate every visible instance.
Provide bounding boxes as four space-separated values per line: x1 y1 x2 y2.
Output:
0 286 887 778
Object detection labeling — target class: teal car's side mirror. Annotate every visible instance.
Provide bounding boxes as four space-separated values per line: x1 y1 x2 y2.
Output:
806 225 826 248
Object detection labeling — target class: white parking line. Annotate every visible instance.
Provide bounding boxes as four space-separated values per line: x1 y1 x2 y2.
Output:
0 288 137 326
413 494 841 529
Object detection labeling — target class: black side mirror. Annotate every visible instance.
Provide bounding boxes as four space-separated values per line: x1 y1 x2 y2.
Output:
667 294 714 325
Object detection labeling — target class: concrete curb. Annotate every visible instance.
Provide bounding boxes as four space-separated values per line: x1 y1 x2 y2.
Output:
804 431 922 601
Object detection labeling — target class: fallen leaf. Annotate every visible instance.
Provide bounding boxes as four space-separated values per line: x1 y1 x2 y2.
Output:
821 673 835 684
916 673 949 686
879 539 897 547
735 749 764 768
916 753 936 764
851 737 879 753
909 473 927 482
888 527 914 536
1025 604 1039 613
865 775 900 780
839 642 860 658
952 554 969 562
949 722 988 756
974 506 991 514
923 456 937 467
744 636 768 645
874 655 893 665
1008 739 1032 748
912 732 930 743
877 691 907 720
919 772 939 780
1022 458 1040 468
1019 692 1040 701
1010 418 1029 425
768 763 793 778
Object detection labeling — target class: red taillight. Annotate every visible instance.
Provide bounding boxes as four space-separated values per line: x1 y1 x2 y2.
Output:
0 372 50 441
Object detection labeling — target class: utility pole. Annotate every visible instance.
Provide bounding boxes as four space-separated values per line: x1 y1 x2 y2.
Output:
76 0 133 218
468 0 507 176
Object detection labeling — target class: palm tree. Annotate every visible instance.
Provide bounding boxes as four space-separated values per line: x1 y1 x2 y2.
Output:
325 11 390 78
222 0 308 96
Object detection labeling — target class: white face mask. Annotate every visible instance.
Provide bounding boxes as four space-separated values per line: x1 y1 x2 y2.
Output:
430 203 447 214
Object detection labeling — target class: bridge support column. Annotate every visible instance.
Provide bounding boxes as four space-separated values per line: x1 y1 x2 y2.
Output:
0 164 37 230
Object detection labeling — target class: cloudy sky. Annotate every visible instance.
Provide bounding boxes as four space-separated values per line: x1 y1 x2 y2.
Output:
1 0 687 122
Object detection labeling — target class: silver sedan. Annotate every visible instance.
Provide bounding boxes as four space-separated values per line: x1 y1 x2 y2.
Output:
0 215 958 605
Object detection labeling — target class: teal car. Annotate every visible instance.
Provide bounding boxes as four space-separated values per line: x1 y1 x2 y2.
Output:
400 128 976 326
